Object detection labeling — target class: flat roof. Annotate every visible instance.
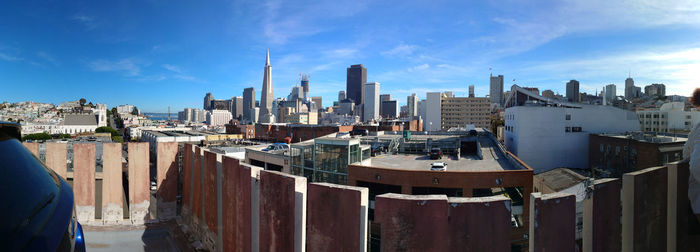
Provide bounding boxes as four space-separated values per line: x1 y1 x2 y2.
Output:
365 136 518 172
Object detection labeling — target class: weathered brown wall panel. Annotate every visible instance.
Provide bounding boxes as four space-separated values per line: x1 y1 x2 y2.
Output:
306 183 368 252
222 157 252 252
204 150 218 234
102 143 123 224
22 142 39 158
128 142 150 224
375 193 450 252
45 142 67 178
529 192 576 252
448 196 511 251
74 143 96 223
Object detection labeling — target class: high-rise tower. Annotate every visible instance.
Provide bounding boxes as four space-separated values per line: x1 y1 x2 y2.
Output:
260 49 275 123
346 64 367 105
489 74 504 106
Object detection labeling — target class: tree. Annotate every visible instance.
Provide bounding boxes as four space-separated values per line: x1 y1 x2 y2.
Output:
79 98 86 106
111 136 124 143
131 107 138 115
491 118 504 134
96 126 120 137
22 132 52 141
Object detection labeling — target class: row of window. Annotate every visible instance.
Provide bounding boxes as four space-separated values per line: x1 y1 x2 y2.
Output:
565 127 582 132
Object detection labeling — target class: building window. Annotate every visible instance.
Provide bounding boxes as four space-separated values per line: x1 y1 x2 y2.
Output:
565 127 571 132
565 114 571 120
615 146 620 156
600 144 604 152
572 127 582 132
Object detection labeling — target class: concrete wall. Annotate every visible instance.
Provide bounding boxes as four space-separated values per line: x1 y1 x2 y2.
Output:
102 143 123 225
38 142 697 251
156 142 178 220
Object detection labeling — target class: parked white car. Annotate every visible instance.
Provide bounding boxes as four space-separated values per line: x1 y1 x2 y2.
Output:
430 162 447 171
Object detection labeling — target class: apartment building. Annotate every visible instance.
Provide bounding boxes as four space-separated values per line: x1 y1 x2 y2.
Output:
441 96 491 130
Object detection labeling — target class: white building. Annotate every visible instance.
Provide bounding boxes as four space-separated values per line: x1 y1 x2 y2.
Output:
363 82 380 122
60 114 99 134
95 104 107 127
637 102 700 133
250 107 260 123
407 93 418 119
604 84 616 105
505 105 639 173
117 104 135 114
206 110 233 126
425 92 442 131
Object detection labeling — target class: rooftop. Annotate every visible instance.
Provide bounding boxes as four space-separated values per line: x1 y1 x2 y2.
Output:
365 135 519 172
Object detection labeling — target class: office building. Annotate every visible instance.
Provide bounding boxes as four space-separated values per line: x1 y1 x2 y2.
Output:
260 49 275 123
204 93 214 110
624 77 636 99
468 85 475 98
418 99 427 121
116 104 135 114
338 91 346 103
363 82 380 122
312 96 323 111
503 85 639 173
589 132 686 177
381 100 398 119
206 110 233 127
566 80 580 103
542 89 555 99
489 74 504 106
338 99 355 115
604 84 616 104
250 107 260 123
425 92 442 131
301 74 310 101
346 64 367 105
231 96 243 120
243 87 255 122
407 93 418 119
637 102 700 133
441 96 490 130
644 83 666 97
379 94 391 117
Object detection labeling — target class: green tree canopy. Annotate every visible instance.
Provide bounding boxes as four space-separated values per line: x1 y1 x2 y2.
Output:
96 126 120 137
22 132 52 141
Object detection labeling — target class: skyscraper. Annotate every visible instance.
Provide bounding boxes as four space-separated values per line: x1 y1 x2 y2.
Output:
338 91 346 102
604 84 617 103
301 74 310 101
243 87 255 122
260 49 275 123
624 77 635 99
346 64 367 105
566 80 580 103
407 93 418 119
469 85 475 98
489 74 504 106
231 96 243 120
204 92 214 110
363 82 380 122
312 96 323 111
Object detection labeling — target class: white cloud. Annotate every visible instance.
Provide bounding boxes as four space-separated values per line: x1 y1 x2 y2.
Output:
518 45 700 96
381 43 418 57
162 64 182 73
71 14 98 30
88 59 141 76
0 52 22 62
36 52 58 65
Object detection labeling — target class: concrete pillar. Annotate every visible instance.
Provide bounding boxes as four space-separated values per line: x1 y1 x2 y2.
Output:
448 196 511 251
667 161 700 251
128 142 150 225
259 170 307 252
306 183 368 252
221 157 257 252
193 146 203 224
102 143 124 225
528 192 576 252
374 193 449 251
622 166 667 252
202 150 218 251
73 143 96 224
583 178 621 252
183 144 193 210
45 142 67 178
22 142 39 158
156 142 178 221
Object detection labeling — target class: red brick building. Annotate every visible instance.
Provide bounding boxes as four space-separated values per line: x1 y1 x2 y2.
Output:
589 133 685 177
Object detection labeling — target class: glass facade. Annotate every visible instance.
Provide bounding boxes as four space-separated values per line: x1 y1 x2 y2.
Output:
290 138 365 185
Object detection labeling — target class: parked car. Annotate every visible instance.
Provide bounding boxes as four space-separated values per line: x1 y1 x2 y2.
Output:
150 181 157 191
430 162 447 171
350 129 369 136
263 143 290 152
371 143 382 156
429 147 443 160
0 121 86 251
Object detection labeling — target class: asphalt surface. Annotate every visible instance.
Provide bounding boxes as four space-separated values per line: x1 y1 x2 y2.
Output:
83 221 190 252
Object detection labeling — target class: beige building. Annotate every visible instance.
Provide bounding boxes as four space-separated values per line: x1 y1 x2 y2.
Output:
285 112 318 125
441 96 491 130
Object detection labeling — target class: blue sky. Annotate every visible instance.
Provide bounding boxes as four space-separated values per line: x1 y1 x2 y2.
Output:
1 0 699 112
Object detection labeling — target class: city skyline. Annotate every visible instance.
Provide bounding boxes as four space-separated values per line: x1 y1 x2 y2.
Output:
2 0 699 112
